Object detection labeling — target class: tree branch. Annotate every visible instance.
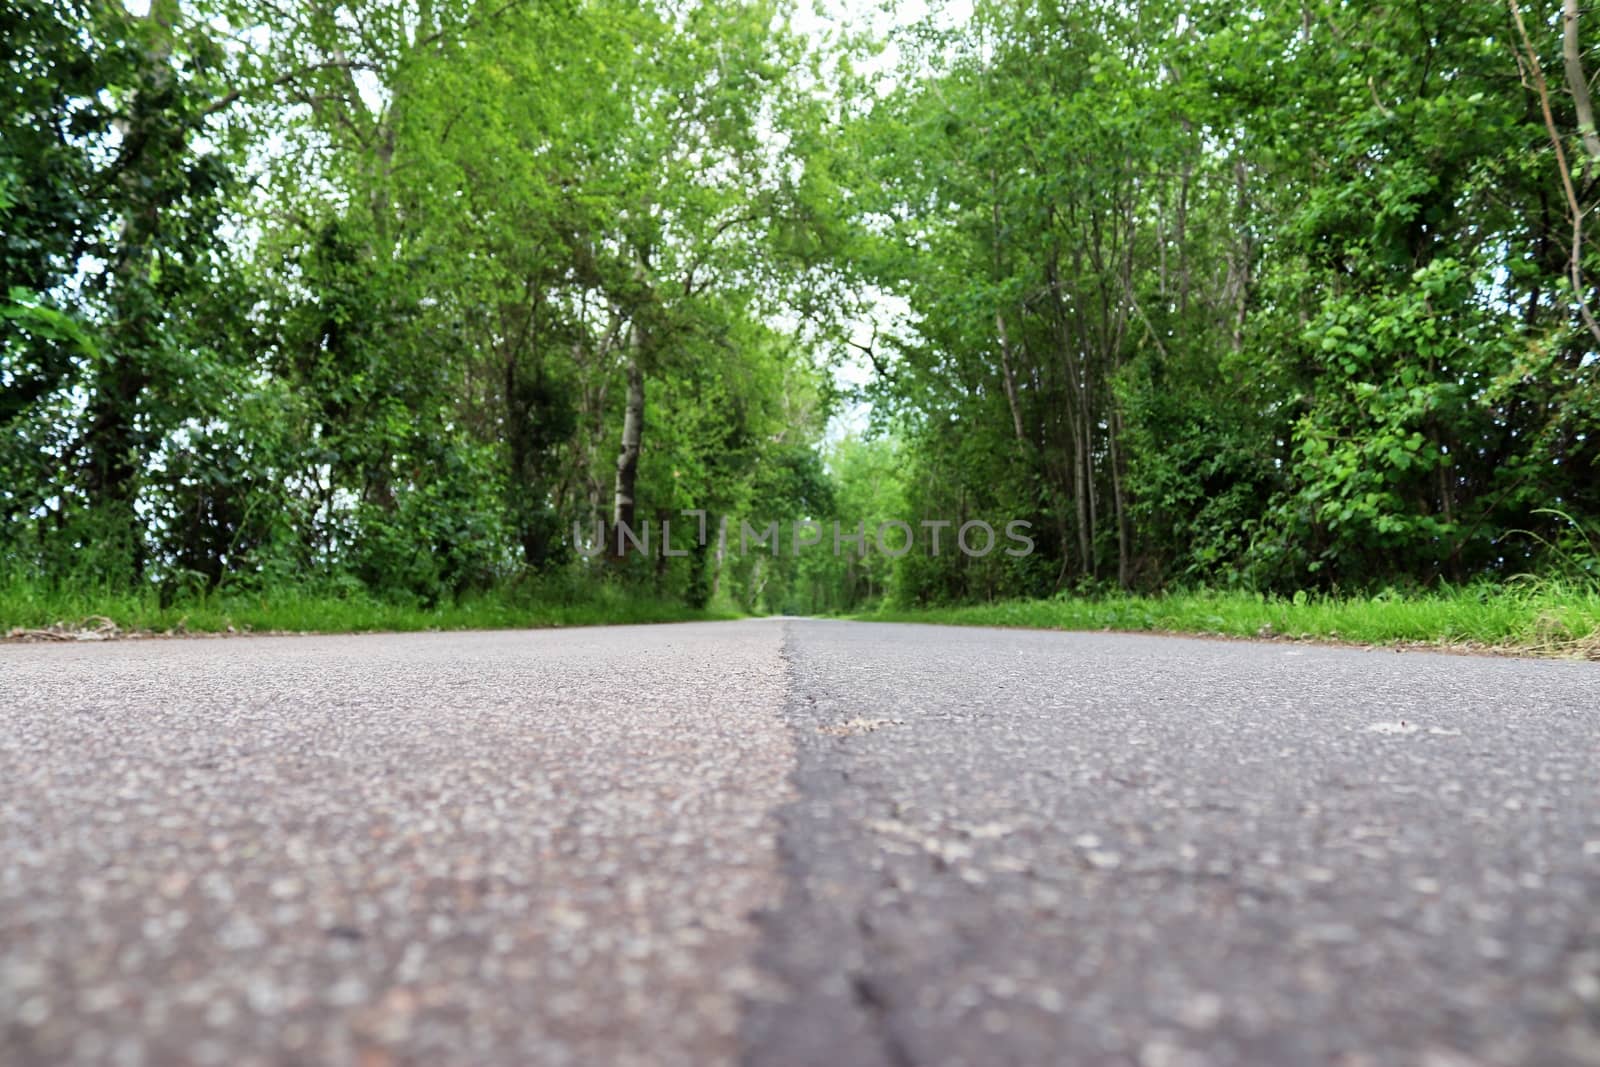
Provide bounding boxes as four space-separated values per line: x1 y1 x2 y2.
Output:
200 0 528 119
201 56 380 117
1511 0 1600 348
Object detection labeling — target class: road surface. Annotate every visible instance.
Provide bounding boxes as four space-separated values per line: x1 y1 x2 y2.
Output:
2 619 1597 1066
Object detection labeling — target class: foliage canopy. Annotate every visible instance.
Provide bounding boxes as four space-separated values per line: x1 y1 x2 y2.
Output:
4 0 1598 615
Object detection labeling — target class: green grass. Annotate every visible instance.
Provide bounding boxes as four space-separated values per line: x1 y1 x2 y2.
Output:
1 578 735 637
11 572 1600 657
864 583 1600 657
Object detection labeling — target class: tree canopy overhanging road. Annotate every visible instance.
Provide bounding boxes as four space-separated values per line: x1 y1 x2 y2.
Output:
3 620 1597 1066
8 0 1600 622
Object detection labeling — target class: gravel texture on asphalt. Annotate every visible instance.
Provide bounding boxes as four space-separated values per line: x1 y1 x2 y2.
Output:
0 623 795 1067
2 619 1599 1067
744 620 1600 1067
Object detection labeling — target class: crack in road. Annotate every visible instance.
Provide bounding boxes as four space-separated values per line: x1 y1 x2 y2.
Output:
739 618 1600 1067
738 620 918 1067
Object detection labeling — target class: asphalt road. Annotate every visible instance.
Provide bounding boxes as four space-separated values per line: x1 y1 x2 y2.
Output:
2 619 1597 1066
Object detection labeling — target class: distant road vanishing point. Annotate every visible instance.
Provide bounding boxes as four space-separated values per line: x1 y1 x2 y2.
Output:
3 620 1598 1066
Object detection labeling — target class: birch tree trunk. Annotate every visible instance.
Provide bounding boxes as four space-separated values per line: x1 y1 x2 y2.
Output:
995 309 1028 446
1564 0 1600 162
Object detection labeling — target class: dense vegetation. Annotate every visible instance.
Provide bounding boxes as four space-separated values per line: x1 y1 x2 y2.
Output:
4 0 1599 635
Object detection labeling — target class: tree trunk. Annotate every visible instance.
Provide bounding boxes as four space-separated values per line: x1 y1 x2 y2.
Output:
710 515 726 599
1229 158 1252 353
1109 409 1131 589
989 190 1028 450
1044 245 1093 581
1564 0 1600 162
86 0 181 577
611 334 644 558
1080 414 1097 578
1175 140 1193 317
994 309 1028 446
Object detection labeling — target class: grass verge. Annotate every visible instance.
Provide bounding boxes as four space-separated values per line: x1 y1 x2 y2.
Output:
864 583 1600 658
1 579 735 638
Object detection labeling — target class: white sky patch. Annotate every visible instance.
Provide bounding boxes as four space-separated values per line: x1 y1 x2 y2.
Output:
351 69 389 116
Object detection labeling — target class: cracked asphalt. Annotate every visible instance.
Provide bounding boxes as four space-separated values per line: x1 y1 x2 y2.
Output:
3 619 1599 1066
